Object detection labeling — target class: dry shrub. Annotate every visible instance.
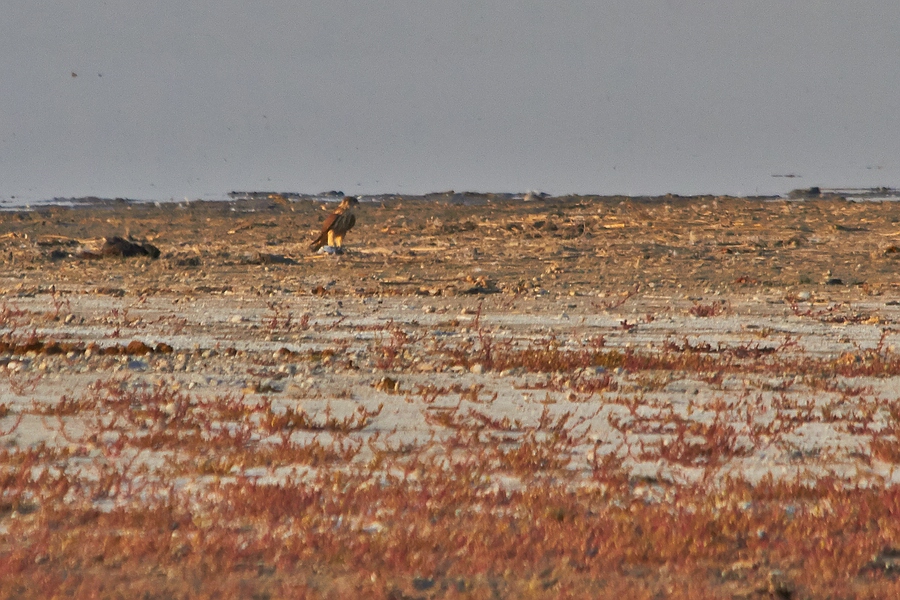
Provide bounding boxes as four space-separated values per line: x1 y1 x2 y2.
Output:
8 334 900 597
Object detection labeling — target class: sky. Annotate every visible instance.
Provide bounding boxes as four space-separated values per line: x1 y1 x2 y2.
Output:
2 1 899 202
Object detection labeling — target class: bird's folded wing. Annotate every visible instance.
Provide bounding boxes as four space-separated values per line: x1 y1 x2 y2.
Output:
319 213 339 233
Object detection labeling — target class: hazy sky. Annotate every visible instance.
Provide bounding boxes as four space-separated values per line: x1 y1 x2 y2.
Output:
2 1 899 201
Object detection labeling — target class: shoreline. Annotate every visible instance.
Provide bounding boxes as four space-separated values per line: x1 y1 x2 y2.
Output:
3 185 900 212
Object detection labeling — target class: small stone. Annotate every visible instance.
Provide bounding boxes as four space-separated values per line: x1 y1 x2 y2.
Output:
412 578 435 591
125 340 152 355
470 363 484 374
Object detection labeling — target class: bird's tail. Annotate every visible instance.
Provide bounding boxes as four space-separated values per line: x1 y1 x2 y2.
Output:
309 234 326 252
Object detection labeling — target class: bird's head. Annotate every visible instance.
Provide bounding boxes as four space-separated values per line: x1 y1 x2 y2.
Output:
340 196 360 209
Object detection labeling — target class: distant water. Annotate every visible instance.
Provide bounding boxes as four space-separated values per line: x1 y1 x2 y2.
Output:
2 188 900 211
0 193 229 211
0 190 526 210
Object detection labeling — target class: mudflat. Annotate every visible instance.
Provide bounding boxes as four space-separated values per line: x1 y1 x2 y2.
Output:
4 194 900 597
6 193 899 296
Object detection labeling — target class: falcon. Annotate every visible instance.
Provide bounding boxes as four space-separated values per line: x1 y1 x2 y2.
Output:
309 196 359 253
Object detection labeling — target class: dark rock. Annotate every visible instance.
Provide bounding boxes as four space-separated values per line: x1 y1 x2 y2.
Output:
240 252 296 265
174 255 202 267
412 577 435 591
861 546 900 578
462 285 500 295
787 187 821 199
125 340 152 355
101 236 160 259
43 341 65 355
259 253 296 265
96 287 126 297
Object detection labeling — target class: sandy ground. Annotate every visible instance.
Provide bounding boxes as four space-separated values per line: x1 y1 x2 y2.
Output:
3 194 900 485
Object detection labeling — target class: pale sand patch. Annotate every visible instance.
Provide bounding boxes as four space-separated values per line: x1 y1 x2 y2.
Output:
4 289 900 489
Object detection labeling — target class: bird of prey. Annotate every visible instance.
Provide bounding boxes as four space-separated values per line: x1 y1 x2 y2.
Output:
309 196 359 253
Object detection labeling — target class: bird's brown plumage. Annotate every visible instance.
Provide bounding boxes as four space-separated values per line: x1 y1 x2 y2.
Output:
309 197 359 252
